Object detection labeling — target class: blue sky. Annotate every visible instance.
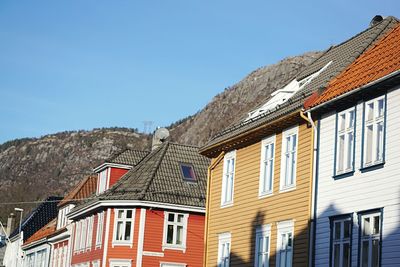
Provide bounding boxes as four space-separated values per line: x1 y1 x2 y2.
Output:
1 1 399 143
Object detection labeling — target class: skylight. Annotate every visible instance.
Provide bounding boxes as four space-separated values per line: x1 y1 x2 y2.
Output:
180 163 196 182
245 61 333 121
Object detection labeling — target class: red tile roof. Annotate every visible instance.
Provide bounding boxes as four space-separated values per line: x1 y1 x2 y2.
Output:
307 23 400 108
58 175 97 207
24 219 56 245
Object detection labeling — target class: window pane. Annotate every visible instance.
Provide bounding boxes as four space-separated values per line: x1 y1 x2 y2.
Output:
177 214 184 223
126 210 132 219
265 236 269 252
366 125 373 164
362 240 369 267
373 216 380 234
348 110 355 128
363 217 371 236
176 225 183 245
118 210 124 219
346 132 354 170
344 220 351 239
334 222 341 240
376 122 383 162
287 232 293 247
340 113 346 131
124 221 131 240
377 99 384 118
343 243 350 267
166 225 174 244
168 213 175 222
372 239 379 267
338 135 345 172
367 102 374 121
116 222 123 240
258 236 264 253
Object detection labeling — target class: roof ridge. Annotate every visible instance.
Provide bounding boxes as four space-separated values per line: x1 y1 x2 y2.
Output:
168 142 200 149
138 142 170 200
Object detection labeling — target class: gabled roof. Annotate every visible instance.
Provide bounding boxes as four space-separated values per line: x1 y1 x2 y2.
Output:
23 219 57 246
58 175 97 208
306 23 400 109
200 16 399 157
10 196 62 242
73 142 210 213
106 149 150 166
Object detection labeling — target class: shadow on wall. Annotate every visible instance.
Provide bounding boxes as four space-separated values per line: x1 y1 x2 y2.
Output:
214 210 311 267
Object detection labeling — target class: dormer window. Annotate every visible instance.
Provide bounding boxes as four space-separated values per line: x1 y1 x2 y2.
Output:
180 163 196 182
57 204 73 229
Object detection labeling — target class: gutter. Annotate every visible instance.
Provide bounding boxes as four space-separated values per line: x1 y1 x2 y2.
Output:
299 110 318 267
308 69 400 112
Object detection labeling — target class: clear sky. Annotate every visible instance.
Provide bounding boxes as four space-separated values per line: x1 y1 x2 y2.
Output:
1 1 399 144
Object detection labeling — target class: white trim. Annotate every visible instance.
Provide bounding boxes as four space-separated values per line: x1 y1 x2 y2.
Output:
109 259 132 267
143 251 164 257
259 135 276 197
279 125 299 192
136 209 146 267
162 212 188 252
221 150 236 207
102 209 111 267
106 167 111 192
93 162 132 173
160 262 187 267
112 209 135 247
68 200 205 219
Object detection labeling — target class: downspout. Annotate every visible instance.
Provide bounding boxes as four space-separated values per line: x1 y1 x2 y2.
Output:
300 110 318 267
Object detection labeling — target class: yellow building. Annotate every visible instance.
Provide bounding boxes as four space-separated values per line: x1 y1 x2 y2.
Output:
199 17 396 267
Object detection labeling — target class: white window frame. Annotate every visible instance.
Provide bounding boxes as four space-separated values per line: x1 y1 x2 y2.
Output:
331 217 352 267
335 107 356 175
86 215 93 250
276 220 294 267
359 212 381 267
162 212 189 251
217 232 231 267
96 211 104 248
73 222 80 253
255 224 271 267
259 135 275 197
362 96 385 168
280 126 298 192
79 219 87 252
109 259 132 267
112 209 135 247
221 150 236 207
97 168 108 194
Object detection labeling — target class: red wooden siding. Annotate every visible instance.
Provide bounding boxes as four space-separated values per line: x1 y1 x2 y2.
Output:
108 167 129 188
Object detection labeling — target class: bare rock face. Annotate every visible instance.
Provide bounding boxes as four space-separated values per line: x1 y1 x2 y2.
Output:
0 51 321 222
169 51 322 146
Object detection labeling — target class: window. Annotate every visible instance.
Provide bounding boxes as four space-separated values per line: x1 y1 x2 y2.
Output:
331 216 352 267
98 169 108 194
259 136 275 196
92 260 100 267
360 211 382 267
217 233 231 267
221 151 236 206
335 108 355 175
276 220 294 267
255 224 271 267
113 209 134 245
363 96 385 168
160 263 186 267
180 163 196 182
280 127 298 191
80 219 87 251
163 212 188 250
96 211 104 247
74 221 80 252
86 215 93 250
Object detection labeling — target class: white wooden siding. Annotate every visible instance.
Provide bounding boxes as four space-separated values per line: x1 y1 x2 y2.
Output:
315 84 400 266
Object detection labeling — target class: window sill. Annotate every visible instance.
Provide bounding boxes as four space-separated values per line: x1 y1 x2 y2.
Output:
333 170 354 180
162 245 186 252
220 202 233 209
112 241 133 248
258 192 273 199
360 162 385 173
279 186 296 193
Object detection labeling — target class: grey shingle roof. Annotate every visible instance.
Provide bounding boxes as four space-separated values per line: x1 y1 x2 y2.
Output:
75 142 210 212
107 149 149 166
200 16 398 156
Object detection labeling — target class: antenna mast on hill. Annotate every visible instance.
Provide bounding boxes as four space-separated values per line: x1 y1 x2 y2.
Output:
142 121 154 134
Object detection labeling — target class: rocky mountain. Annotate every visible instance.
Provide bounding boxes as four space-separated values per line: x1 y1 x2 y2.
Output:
0 51 322 222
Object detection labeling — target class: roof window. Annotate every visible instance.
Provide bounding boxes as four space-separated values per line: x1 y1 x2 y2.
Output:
180 163 196 182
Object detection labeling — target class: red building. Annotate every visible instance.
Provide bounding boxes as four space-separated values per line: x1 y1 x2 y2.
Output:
68 141 209 267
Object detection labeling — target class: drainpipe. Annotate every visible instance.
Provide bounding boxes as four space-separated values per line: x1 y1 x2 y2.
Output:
300 110 318 267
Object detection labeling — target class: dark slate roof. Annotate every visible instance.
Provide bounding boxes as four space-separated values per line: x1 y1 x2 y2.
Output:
106 149 149 166
74 142 210 212
200 16 399 156
10 196 62 242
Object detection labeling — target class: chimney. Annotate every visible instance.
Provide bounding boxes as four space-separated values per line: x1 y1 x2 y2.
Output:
151 127 170 150
6 213 16 237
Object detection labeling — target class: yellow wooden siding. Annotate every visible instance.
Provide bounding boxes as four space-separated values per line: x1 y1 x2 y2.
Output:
206 122 312 267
